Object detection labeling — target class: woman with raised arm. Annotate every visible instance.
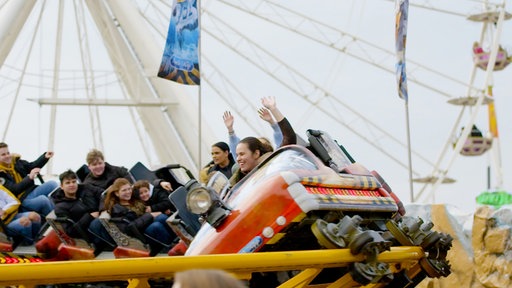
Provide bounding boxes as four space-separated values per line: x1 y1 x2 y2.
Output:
230 96 296 186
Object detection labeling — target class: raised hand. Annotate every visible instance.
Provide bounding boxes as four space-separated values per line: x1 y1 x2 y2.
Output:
261 96 276 111
258 108 274 124
223 111 235 132
45 151 54 159
261 96 283 122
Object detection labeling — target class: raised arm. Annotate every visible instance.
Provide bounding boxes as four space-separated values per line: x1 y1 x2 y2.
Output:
223 111 239 158
261 96 296 147
258 107 283 147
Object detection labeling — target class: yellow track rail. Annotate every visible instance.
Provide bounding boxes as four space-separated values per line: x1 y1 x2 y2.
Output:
0 247 424 288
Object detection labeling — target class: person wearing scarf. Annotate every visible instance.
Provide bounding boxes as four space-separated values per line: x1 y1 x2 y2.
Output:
0 142 58 217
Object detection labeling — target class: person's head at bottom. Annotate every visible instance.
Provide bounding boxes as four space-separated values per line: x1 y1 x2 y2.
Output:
172 269 246 288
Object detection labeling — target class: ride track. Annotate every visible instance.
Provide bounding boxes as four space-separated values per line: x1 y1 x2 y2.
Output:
0 248 426 287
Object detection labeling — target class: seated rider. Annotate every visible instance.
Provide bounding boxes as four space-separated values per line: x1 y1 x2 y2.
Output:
230 96 296 186
88 178 162 255
133 179 177 255
223 107 284 160
0 142 58 217
82 149 134 190
0 185 41 245
199 142 236 184
51 169 104 240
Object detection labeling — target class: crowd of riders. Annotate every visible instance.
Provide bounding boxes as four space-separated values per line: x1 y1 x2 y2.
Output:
0 96 296 257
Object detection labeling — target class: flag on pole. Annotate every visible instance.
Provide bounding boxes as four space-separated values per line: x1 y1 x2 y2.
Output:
158 0 200 85
395 0 409 101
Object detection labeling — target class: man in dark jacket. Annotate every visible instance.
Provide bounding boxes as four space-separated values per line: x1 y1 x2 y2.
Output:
0 142 57 216
51 169 104 240
82 149 134 190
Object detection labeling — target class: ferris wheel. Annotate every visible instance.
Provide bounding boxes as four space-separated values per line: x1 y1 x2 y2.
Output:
413 0 511 205
0 0 510 211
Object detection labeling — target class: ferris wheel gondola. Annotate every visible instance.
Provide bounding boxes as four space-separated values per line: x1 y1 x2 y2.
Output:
469 10 512 70
472 41 511 71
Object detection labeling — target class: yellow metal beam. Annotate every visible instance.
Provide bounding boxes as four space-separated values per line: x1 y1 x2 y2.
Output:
0 247 424 286
278 268 322 287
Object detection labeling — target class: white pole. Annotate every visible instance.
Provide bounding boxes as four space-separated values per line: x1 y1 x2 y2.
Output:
405 101 414 202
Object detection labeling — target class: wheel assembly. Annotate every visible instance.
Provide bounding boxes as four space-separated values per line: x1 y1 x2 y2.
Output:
311 219 346 249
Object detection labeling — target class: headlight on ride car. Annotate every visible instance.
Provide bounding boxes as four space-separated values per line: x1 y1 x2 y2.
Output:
186 186 213 214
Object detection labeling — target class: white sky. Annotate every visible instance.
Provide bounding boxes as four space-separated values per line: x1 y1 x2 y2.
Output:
0 0 511 214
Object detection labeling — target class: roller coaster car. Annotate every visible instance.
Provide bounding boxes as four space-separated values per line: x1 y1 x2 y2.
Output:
35 211 95 260
179 129 452 286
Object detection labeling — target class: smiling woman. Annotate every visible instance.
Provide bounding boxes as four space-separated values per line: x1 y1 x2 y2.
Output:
0 0 510 214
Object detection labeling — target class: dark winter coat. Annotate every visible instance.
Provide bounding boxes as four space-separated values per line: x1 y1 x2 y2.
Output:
51 183 104 238
0 153 50 200
109 203 153 235
144 180 175 214
82 162 133 190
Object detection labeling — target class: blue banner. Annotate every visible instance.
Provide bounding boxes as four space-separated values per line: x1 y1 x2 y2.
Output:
158 0 200 85
395 0 408 101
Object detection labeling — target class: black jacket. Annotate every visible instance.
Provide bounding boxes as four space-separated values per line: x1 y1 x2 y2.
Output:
51 183 104 238
82 162 133 190
144 180 175 214
0 153 50 200
109 203 153 234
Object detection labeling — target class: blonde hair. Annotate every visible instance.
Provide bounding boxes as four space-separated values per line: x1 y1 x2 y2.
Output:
173 269 246 288
86 148 104 165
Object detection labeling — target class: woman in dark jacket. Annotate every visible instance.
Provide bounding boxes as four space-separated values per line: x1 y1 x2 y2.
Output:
133 179 177 255
88 178 160 254
199 142 236 184
103 178 157 239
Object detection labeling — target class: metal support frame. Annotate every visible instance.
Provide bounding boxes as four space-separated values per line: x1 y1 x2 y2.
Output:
0 247 424 287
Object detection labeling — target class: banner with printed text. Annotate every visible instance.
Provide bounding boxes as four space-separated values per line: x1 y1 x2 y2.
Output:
158 0 200 85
